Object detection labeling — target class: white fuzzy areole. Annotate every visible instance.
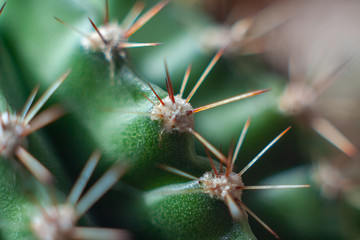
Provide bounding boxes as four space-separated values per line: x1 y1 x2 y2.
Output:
200 171 244 200
0 112 27 157
81 22 125 61
151 95 194 133
31 204 76 240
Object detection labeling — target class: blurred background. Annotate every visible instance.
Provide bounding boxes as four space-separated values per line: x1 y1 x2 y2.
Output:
1 0 360 239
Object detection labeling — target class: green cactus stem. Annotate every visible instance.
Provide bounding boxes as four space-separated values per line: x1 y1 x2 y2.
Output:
153 118 309 239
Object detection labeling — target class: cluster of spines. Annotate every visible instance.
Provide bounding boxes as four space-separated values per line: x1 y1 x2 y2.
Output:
279 55 358 158
146 47 268 133
0 1 168 239
0 1 314 239
55 0 168 81
0 2 127 235
0 71 69 183
0 65 128 238
161 118 309 239
31 151 128 240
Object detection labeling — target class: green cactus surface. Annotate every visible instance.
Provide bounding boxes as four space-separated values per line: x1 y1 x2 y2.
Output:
1 0 360 240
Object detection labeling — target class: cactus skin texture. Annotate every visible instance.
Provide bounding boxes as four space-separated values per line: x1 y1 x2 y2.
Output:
3 0 360 240
1 1 257 239
49 43 259 238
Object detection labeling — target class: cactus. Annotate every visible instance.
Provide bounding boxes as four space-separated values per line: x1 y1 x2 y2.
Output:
1 0 360 239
